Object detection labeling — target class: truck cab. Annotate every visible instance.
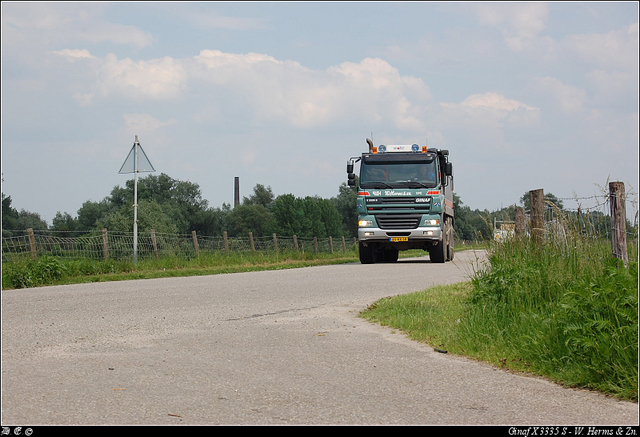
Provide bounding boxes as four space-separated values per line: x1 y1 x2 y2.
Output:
347 139 454 264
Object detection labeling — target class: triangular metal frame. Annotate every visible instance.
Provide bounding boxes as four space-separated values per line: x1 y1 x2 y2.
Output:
118 135 156 264
119 137 155 174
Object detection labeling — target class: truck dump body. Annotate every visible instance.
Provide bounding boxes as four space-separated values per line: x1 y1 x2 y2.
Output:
347 140 454 264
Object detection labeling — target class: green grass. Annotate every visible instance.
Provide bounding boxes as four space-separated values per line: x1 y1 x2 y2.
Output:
361 235 638 402
1 249 360 289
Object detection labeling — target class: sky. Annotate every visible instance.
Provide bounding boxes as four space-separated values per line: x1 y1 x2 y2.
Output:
2 2 638 227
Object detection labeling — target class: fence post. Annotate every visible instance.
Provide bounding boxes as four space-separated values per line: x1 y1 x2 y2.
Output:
192 231 200 257
27 228 37 259
102 228 109 260
530 189 544 244
150 229 159 259
342 236 346 253
248 232 256 252
293 235 299 252
314 237 318 254
223 231 229 254
329 236 334 254
515 207 525 237
609 182 628 267
273 233 279 254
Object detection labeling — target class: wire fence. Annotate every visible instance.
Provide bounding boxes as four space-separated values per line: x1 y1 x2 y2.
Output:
492 185 638 267
1 229 358 264
3 184 637 264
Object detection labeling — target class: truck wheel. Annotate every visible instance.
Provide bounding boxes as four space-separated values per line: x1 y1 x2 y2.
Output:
430 221 448 263
429 241 446 263
446 217 454 261
359 242 375 264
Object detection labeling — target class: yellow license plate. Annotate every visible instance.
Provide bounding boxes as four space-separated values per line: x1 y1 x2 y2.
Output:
389 237 409 242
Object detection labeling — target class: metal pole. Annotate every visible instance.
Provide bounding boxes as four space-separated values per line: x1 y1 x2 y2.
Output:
133 135 139 264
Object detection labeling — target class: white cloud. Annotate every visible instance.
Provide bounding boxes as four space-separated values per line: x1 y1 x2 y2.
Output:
434 92 541 153
439 92 540 126
562 23 638 71
183 10 266 30
123 113 178 133
54 50 432 132
532 77 587 113
585 69 638 106
94 51 431 131
49 48 95 59
1 3 154 50
475 3 549 51
459 92 538 112
95 54 188 101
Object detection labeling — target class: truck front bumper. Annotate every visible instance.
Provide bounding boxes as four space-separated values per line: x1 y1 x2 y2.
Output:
358 226 443 243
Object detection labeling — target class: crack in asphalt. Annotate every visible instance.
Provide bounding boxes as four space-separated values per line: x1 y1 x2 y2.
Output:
223 306 321 321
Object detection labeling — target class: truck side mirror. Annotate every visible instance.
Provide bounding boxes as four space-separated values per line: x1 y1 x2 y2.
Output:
347 173 355 186
445 162 453 177
347 162 353 174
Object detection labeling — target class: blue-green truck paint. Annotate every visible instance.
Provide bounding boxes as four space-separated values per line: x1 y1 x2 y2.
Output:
347 138 454 264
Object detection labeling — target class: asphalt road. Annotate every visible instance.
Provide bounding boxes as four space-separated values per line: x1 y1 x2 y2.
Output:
2 250 637 425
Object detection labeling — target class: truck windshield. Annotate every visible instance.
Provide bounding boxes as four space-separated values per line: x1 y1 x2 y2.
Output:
360 161 438 189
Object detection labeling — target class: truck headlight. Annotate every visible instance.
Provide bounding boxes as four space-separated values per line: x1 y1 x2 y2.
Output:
425 219 439 226
358 220 374 227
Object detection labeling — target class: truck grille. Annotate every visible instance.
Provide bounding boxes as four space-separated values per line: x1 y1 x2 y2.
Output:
376 214 422 230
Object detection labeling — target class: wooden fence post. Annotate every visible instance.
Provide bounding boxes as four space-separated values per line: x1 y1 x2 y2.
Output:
102 228 109 260
223 231 229 254
293 235 299 252
609 182 628 267
192 231 200 257
27 228 36 259
248 232 256 252
273 233 279 254
150 229 158 259
329 236 334 254
530 189 544 244
342 236 346 253
314 237 318 254
514 207 525 237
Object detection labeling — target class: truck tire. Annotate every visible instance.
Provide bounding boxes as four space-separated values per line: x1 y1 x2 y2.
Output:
430 220 448 263
446 217 454 261
359 242 375 264
429 240 446 263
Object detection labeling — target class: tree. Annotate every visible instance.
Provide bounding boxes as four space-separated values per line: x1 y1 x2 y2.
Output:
268 194 344 239
100 173 211 234
243 184 275 209
331 181 358 238
2 193 19 236
76 199 112 231
268 194 300 237
51 211 79 235
227 203 274 237
100 199 179 235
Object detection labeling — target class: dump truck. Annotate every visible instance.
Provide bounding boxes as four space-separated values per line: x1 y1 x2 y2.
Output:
347 138 454 264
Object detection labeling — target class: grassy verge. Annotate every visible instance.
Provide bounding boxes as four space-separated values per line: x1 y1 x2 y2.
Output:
361 236 638 402
1 239 479 289
1 249 359 289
